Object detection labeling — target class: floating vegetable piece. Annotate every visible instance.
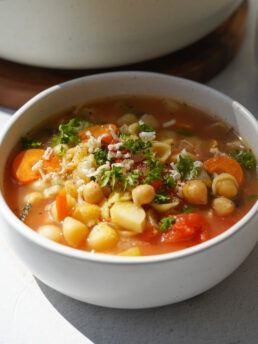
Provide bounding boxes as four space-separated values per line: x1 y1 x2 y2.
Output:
63 217 89 248
110 201 146 233
203 156 244 185
88 223 119 251
56 189 69 221
12 149 60 184
161 213 208 243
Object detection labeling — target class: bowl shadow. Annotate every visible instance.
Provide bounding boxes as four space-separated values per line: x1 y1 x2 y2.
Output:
37 243 258 344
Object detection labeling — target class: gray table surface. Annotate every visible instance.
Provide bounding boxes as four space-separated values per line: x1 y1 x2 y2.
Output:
3 2 258 343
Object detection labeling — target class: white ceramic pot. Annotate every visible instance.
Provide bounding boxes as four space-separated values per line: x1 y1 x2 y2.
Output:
0 0 241 69
0 72 257 309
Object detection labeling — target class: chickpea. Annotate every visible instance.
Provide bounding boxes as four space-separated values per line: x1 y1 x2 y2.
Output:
87 223 119 251
140 114 159 129
24 192 43 205
132 185 155 206
38 224 62 243
73 203 101 227
128 122 139 135
212 173 238 199
63 217 89 248
182 180 208 205
83 181 104 204
117 113 138 126
212 197 235 216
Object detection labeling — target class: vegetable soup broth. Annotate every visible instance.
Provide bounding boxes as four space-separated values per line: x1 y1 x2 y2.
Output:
5 96 258 256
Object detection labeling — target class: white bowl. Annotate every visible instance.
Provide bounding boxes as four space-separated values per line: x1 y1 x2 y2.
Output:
0 72 257 309
0 0 241 68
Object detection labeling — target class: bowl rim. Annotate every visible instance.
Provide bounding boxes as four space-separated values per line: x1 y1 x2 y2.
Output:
0 71 257 265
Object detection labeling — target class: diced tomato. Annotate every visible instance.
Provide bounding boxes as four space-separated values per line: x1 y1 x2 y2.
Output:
137 225 159 242
101 135 119 145
79 124 118 143
150 179 163 190
161 213 209 244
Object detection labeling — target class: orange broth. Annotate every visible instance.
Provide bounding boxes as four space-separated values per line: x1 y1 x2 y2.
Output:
4 96 258 256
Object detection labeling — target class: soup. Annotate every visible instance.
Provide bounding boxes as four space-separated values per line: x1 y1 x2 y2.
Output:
5 96 258 256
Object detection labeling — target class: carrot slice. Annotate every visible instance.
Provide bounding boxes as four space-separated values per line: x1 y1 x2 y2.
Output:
12 148 60 185
80 124 118 141
89 124 118 138
56 189 69 221
203 156 244 185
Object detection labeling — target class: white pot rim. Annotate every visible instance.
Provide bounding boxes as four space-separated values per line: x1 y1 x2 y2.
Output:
0 71 257 265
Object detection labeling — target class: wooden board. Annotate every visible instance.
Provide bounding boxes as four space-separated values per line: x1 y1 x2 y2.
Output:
0 0 247 109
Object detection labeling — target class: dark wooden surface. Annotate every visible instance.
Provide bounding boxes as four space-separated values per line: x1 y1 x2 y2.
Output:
0 0 247 109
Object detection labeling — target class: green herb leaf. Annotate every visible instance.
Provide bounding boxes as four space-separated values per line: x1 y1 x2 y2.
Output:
154 193 171 204
139 123 154 133
159 216 176 232
56 144 67 157
121 138 152 154
163 175 176 188
123 170 140 191
21 136 42 149
174 152 199 180
230 150 256 170
118 133 131 140
99 165 124 190
52 118 92 147
94 148 108 166
182 205 195 213
143 149 164 184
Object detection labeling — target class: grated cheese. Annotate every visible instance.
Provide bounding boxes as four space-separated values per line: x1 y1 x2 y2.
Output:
108 142 123 151
139 131 156 141
42 147 53 160
109 125 119 140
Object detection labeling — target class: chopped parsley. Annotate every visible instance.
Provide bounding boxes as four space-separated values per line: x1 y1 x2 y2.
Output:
230 150 256 170
138 123 154 132
119 133 131 140
56 144 67 157
21 136 42 149
144 164 164 184
99 165 140 191
94 148 108 166
52 118 92 147
154 193 171 204
121 138 151 154
99 165 124 190
182 205 195 213
164 175 176 188
159 216 176 232
175 153 199 180
123 170 140 191
143 149 164 184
